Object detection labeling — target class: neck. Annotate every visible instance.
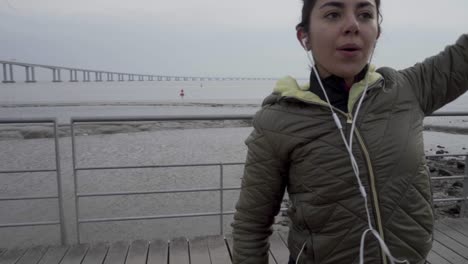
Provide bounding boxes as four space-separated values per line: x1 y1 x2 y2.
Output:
344 78 354 87
313 64 369 87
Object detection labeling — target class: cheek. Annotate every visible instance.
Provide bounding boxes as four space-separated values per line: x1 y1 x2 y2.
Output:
309 31 335 55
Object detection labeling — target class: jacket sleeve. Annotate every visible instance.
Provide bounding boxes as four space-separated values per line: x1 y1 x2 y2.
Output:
231 114 287 264
399 34 468 115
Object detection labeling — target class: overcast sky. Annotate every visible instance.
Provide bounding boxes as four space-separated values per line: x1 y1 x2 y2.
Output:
1 0 467 78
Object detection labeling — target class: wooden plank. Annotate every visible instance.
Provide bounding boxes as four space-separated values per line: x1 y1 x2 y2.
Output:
278 231 289 246
37 246 69 264
431 240 465 264
224 234 276 263
169 238 189 264
267 250 277 264
60 244 89 264
269 233 289 264
434 229 468 259
224 235 233 262
442 219 468 237
125 240 149 264
426 251 452 264
147 240 168 264
81 243 108 264
103 241 129 264
0 248 27 264
207 236 231 264
16 246 48 264
436 221 468 247
189 237 211 264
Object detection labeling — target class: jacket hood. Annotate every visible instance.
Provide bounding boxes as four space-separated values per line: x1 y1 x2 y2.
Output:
264 65 383 113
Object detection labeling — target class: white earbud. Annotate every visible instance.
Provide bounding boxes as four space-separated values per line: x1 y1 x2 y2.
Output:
301 37 308 50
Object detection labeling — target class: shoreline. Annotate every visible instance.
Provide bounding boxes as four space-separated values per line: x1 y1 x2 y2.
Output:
1 122 468 141
0 99 263 108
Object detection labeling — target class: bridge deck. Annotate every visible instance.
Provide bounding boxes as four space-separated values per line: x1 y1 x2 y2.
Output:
0 218 466 264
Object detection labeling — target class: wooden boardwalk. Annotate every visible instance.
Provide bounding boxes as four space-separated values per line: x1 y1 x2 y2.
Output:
1 218 467 264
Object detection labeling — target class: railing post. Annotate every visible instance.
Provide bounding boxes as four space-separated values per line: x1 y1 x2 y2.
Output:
70 121 81 243
462 156 468 218
53 120 67 244
220 163 224 235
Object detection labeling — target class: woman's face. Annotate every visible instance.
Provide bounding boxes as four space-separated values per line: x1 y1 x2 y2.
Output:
305 0 379 81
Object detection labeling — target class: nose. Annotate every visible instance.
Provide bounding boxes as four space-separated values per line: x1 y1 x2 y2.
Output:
343 14 360 35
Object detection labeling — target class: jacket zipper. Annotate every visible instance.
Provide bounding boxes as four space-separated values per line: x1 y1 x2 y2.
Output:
352 121 387 264
345 80 387 264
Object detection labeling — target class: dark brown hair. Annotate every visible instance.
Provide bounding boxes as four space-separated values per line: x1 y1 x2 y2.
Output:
297 0 382 33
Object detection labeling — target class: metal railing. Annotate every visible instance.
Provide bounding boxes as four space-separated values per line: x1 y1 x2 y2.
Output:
426 153 468 217
0 118 66 245
1 112 466 245
70 115 254 243
69 113 468 243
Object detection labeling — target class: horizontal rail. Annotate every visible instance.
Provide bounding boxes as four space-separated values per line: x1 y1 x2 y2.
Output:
0 169 57 174
0 118 57 124
426 154 468 158
434 197 467 202
429 112 468 117
80 211 237 223
76 162 245 171
78 187 241 198
69 112 468 124
0 221 60 228
71 115 253 123
0 195 58 201
79 207 288 224
431 176 467 180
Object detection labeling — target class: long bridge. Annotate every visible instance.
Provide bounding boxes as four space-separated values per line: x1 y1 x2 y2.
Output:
0 60 277 83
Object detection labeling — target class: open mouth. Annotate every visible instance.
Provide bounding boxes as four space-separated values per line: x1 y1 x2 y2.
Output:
337 45 361 57
337 44 361 52
341 48 359 52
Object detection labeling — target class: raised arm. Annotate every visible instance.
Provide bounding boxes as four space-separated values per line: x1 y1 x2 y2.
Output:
231 114 288 264
399 34 468 115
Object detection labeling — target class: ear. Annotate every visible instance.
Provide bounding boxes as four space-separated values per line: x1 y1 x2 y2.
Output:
296 27 310 51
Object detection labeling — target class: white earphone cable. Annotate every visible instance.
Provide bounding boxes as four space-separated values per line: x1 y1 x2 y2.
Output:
299 44 409 264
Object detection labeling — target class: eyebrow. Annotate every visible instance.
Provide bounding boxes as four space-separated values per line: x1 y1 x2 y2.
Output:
319 1 375 9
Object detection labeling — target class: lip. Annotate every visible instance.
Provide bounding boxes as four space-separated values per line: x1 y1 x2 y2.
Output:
337 43 362 50
336 44 362 58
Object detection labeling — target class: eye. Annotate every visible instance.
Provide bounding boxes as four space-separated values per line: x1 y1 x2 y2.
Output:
325 12 340 20
358 12 374 20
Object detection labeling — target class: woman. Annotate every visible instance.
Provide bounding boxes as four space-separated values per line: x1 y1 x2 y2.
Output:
231 0 468 263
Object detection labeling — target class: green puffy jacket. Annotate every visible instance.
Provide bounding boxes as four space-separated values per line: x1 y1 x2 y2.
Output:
232 34 468 264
